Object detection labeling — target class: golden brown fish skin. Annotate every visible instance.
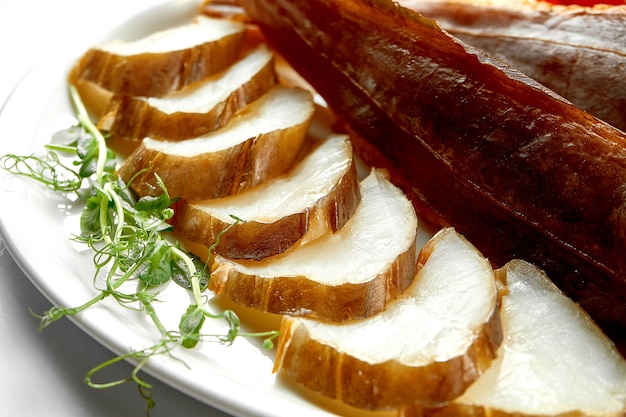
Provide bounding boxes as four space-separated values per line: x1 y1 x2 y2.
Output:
239 0 626 353
99 52 276 142
72 30 245 97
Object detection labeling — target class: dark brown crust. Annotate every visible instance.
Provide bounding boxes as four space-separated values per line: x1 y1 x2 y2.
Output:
405 0 626 132
98 49 276 142
116 116 310 200
73 29 245 97
173 154 361 260
239 0 626 355
210 240 416 322
274 292 502 410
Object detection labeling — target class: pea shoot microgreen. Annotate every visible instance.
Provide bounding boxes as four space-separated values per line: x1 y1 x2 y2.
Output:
0 84 279 415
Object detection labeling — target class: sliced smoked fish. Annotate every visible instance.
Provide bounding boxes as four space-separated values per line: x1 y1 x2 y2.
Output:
239 0 626 353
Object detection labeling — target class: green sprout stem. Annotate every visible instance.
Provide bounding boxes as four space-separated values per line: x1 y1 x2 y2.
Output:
69 84 108 184
102 182 125 244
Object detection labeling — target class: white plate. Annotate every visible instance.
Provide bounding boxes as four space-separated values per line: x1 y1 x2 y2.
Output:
0 2 421 417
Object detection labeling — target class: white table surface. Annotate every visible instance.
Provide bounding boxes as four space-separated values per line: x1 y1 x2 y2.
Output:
0 1 234 416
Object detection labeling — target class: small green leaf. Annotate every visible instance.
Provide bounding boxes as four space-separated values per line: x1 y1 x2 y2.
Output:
76 132 98 159
80 195 102 237
134 211 173 232
263 338 274 350
171 257 209 290
169 258 191 288
136 241 172 286
135 193 172 213
74 133 116 178
179 305 206 349
76 135 100 177
51 125 84 147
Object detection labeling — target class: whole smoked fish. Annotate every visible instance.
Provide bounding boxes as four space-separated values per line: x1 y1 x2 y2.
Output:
239 0 626 353
398 0 626 132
